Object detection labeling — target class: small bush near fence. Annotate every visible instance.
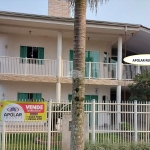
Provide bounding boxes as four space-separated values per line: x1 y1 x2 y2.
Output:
85 142 150 150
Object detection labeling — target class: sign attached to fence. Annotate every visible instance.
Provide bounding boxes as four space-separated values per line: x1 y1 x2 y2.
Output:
0 101 47 121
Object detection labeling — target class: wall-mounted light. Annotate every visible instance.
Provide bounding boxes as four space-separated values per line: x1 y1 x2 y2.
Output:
5 45 8 49
2 93 5 100
95 88 98 94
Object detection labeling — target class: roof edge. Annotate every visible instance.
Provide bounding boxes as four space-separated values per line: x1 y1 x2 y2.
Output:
0 11 141 28
140 25 150 31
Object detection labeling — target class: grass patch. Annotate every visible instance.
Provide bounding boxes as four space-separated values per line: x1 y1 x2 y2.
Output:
89 133 129 143
4 133 62 150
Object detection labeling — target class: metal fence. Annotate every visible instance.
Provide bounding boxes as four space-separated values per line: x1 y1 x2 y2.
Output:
0 100 150 150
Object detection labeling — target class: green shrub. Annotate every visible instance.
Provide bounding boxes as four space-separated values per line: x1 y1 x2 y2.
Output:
84 142 150 150
120 122 133 131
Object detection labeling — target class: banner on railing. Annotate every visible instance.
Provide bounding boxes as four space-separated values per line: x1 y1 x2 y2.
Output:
0 101 47 121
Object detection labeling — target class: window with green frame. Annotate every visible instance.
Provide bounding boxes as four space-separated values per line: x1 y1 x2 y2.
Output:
70 50 100 78
18 93 42 102
20 46 44 64
68 94 98 126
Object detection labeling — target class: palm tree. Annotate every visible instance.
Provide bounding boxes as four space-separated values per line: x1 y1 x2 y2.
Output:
69 0 108 149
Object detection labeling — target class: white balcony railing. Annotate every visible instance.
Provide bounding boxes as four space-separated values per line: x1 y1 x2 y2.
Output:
62 60 117 79
1 57 149 80
122 64 150 80
122 64 139 80
0 57 56 76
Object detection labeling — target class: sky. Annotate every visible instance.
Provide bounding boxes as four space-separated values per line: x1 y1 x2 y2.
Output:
0 0 150 28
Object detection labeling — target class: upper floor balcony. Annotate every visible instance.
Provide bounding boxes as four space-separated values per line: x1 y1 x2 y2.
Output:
62 60 117 80
0 57 149 82
0 56 56 77
0 12 148 84
0 56 117 79
122 64 150 80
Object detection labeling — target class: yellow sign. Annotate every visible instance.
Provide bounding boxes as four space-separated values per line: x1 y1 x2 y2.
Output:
0 101 47 121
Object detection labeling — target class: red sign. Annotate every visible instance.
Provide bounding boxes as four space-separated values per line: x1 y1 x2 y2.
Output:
19 103 44 113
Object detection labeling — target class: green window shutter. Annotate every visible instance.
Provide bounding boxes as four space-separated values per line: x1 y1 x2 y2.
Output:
69 50 74 61
68 94 72 102
18 93 28 102
85 95 90 102
23 93 28 102
90 95 98 102
85 52 89 78
18 93 22 101
20 46 27 58
33 93 42 102
38 47 44 59
20 46 27 63
33 93 37 101
38 47 44 65
37 93 42 102
69 50 74 76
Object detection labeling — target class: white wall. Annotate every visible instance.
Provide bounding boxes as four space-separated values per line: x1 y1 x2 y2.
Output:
0 34 112 62
0 81 56 100
61 84 110 101
61 84 111 126
62 38 112 62
0 81 111 126
0 34 57 59
0 82 110 101
0 34 8 56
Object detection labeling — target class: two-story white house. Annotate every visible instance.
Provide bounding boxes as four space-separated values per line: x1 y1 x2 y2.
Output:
0 0 150 127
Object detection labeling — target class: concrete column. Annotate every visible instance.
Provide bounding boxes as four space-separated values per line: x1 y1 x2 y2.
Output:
116 36 122 128
116 85 121 129
56 83 61 103
57 32 62 77
117 36 122 80
56 32 62 102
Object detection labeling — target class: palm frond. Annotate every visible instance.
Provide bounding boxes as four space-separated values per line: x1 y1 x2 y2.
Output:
68 0 108 13
87 0 108 12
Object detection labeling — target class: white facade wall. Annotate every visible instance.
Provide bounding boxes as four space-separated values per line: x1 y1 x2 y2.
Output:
62 38 112 62
0 34 112 62
0 33 113 126
0 82 110 102
0 81 56 100
61 84 110 101
0 34 8 56
0 34 57 59
0 82 111 126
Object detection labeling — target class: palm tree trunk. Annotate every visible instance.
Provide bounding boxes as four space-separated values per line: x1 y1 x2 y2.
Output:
71 0 86 150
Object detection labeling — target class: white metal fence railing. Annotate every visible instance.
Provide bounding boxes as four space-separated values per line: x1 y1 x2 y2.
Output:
62 60 117 79
0 57 56 76
1 100 150 150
